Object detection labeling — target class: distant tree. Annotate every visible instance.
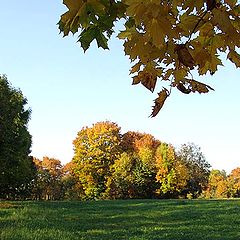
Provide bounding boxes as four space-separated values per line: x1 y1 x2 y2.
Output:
62 162 84 200
137 147 158 198
228 167 240 198
31 158 50 200
106 132 160 199
105 152 138 199
0 75 33 199
177 143 211 198
105 151 156 199
124 131 160 197
204 169 228 198
72 121 122 199
31 157 63 200
59 1 240 116
41 157 63 200
155 143 189 198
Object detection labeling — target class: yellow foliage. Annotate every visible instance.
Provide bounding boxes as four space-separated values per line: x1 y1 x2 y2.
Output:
59 0 240 116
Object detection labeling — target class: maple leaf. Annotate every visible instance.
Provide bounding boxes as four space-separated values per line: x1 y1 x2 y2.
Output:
187 79 214 93
132 71 157 92
58 0 86 36
179 14 200 35
175 44 195 70
148 18 165 48
79 27 97 51
141 73 157 92
150 88 169 117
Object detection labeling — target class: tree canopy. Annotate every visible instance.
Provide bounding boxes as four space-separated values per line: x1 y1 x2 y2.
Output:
155 143 189 197
177 143 211 197
69 121 212 199
58 0 240 116
0 75 33 199
72 121 122 199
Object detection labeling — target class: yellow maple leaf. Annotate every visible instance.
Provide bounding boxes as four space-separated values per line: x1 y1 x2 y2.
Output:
60 0 86 35
148 18 165 48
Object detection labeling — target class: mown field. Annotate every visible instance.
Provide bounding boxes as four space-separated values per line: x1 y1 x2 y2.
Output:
0 199 240 240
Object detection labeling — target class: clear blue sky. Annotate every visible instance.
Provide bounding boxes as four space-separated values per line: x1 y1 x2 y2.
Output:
1 1 239 173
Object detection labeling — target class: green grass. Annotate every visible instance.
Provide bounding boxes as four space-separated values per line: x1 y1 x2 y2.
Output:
0 199 240 240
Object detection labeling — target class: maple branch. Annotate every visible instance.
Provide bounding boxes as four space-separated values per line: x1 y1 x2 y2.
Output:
186 11 208 43
187 1 219 44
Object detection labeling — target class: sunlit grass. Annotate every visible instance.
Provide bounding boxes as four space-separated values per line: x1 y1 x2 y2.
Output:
0 199 240 240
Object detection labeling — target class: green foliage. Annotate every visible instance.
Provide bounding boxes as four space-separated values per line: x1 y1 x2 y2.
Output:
1 200 240 239
106 151 156 199
0 75 33 199
58 0 126 50
105 152 137 199
177 143 211 198
61 162 84 200
58 0 240 116
105 132 160 199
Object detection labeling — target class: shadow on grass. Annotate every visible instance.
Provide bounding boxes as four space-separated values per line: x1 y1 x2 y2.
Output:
1 199 240 240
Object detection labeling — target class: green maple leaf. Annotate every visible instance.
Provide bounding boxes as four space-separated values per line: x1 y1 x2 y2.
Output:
78 27 109 51
79 28 97 52
95 31 109 50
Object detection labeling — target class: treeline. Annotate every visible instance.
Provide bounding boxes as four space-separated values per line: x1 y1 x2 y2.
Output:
2 121 240 200
1 75 239 200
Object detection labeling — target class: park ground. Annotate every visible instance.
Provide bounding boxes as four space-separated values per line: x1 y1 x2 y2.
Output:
0 199 240 240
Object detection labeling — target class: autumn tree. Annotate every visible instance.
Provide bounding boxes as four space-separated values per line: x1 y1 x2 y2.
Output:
155 143 189 198
72 121 122 199
122 132 160 171
62 161 84 200
31 158 49 200
177 143 211 198
31 157 64 200
228 167 240 198
204 169 228 198
121 131 143 152
59 0 240 116
0 75 33 199
106 132 160 199
105 152 142 199
41 157 63 200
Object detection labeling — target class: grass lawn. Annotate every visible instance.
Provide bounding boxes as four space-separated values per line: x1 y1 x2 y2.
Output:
0 199 240 240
